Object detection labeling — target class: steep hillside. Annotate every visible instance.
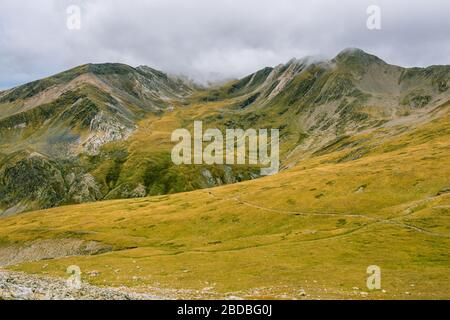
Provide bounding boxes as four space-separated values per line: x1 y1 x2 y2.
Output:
0 64 258 215
199 48 450 166
0 63 192 156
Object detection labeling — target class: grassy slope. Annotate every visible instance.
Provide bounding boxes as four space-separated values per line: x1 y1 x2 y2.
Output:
89 96 259 198
0 110 449 299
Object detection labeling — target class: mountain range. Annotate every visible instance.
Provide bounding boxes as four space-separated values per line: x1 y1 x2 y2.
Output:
1 48 448 216
0 48 449 299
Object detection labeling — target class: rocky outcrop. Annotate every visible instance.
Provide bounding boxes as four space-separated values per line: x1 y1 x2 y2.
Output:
66 173 102 203
0 152 66 215
82 112 135 155
0 239 111 267
0 151 105 216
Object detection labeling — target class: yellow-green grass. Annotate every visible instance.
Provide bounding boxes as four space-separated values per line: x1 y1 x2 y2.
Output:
0 114 449 299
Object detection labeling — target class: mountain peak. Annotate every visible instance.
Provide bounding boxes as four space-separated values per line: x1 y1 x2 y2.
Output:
333 47 386 67
337 47 367 56
85 63 136 76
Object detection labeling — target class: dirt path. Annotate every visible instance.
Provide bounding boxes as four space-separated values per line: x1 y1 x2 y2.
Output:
205 191 450 239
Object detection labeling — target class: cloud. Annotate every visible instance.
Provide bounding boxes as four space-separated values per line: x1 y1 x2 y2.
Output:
0 0 449 88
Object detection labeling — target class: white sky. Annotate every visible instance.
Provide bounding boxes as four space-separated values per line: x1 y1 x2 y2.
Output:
1 0 449 88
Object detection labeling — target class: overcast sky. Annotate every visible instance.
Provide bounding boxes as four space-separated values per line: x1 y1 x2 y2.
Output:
1 0 449 89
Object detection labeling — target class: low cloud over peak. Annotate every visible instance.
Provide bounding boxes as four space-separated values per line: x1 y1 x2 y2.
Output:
1 0 449 89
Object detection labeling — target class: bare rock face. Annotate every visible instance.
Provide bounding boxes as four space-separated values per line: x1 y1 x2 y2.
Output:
67 173 103 203
130 184 147 198
200 169 216 187
82 112 135 155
